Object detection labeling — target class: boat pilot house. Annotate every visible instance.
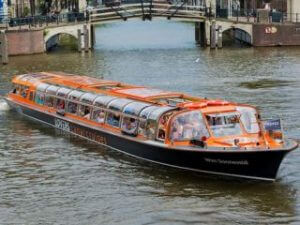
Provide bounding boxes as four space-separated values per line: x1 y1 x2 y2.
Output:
6 72 298 181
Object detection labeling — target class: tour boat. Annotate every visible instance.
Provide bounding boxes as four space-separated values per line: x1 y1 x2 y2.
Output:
4 72 298 181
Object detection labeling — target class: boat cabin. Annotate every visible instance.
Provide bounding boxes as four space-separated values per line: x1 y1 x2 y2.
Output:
9 72 284 149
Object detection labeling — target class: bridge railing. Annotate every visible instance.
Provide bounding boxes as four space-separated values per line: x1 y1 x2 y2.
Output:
89 1 207 22
1 12 88 28
216 8 300 24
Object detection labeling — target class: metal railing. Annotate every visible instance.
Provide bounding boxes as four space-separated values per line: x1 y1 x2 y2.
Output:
216 8 300 24
1 12 88 28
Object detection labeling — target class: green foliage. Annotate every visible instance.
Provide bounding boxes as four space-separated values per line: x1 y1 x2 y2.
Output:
23 6 30 17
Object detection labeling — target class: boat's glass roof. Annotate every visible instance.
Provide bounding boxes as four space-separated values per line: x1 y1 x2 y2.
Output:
108 98 134 111
115 88 174 98
139 105 161 119
80 93 99 105
68 90 85 100
46 85 60 95
57 87 72 97
123 102 152 116
94 95 117 107
148 106 175 121
36 83 50 92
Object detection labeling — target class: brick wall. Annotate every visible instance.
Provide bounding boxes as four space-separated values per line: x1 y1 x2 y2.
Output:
6 29 45 56
253 23 300 46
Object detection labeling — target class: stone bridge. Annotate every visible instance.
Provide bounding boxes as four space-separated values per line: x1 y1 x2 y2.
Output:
44 23 92 51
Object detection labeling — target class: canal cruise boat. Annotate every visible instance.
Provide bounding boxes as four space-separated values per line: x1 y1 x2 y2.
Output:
4 72 298 181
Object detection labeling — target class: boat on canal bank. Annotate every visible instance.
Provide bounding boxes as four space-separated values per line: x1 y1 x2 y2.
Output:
4 72 298 181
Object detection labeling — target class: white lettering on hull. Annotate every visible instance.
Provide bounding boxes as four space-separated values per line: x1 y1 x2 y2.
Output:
54 118 70 132
204 158 249 166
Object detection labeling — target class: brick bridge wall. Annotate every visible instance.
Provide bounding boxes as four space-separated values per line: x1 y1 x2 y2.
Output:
6 29 44 56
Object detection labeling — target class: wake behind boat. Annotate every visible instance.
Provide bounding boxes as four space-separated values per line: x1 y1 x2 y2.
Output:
4 72 298 181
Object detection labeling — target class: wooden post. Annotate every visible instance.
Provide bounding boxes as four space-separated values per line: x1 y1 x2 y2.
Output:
0 31 9 64
83 25 89 52
210 21 216 49
199 21 206 47
217 25 222 48
195 22 200 44
77 29 82 52
91 24 95 48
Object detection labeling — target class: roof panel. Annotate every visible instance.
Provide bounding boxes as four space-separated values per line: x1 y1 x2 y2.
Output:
108 98 134 111
114 88 175 98
123 102 152 116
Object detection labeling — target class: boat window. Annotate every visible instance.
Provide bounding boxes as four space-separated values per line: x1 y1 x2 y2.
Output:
138 105 161 137
36 83 50 92
107 98 134 112
123 102 152 116
68 90 85 101
35 92 45 105
45 86 60 108
46 85 60 95
106 111 121 127
206 113 242 137
79 105 91 119
56 99 65 110
45 95 55 107
121 116 138 135
92 108 106 123
67 101 78 114
236 106 259 133
157 111 173 141
56 87 72 98
147 107 175 140
66 90 85 114
29 91 34 101
94 95 117 108
80 93 98 105
170 111 209 141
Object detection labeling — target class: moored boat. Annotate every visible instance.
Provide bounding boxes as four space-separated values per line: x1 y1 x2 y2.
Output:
4 72 298 181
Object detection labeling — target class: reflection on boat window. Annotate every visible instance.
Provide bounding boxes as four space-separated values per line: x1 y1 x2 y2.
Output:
45 95 55 107
56 99 65 110
92 109 106 123
79 105 91 119
236 106 259 133
35 92 44 105
67 102 78 114
106 111 120 127
170 111 209 141
157 112 173 141
206 113 242 137
121 117 138 135
146 120 156 140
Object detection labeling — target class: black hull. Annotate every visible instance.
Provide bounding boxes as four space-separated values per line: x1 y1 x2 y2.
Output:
6 99 298 181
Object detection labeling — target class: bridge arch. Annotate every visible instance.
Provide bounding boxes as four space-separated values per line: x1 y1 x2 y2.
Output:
214 20 253 46
222 27 252 45
43 24 91 51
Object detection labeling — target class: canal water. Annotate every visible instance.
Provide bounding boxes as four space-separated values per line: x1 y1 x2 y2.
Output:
0 19 300 224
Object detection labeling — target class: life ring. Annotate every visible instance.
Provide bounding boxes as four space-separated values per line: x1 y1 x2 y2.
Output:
180 102 207 109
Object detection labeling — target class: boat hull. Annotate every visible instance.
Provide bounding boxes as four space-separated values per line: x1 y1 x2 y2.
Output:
6 98 298 181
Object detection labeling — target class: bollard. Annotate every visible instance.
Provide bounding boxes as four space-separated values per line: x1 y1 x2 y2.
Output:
0 31 9 64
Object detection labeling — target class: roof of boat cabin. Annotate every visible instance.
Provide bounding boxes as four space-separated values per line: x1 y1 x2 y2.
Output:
12 72 248 111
